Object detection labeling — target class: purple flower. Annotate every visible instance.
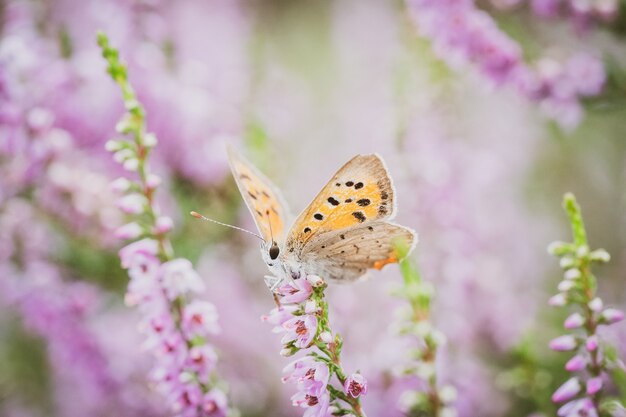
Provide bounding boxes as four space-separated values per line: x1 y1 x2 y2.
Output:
261 305 299 333
159 259 204 300
557 398 598 417
565 53 606 97
552 377 581 403
119 239 159 268
550 335 578 351
277 279 313 304
586 376 602 395
182 301 220 337
344 373 368 398
283 357 330 397
187 345 218 377
202 389 228 417
117 194 147 214
291 391 331 417
565 354 587 372
114 222 143 239
282 314 318 348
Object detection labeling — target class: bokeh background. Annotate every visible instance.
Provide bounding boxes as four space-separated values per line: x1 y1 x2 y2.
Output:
1 0 626 416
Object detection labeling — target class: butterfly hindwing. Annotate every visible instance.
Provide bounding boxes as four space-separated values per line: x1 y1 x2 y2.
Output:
227 146 289 243
285 154 395 255
299 221 416 282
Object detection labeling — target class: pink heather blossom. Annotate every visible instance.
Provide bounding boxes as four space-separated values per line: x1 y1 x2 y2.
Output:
262 305 299 333
277 279 314 303
187 345 218 377
282 315 318 348
586 376 603 395
160 259 205 300
114 222 143 239
550 335 578 351
552 377 581 403
564 312 585 329
565 354 587 372
589 297 604 312
110 177 132 193
291 391 331 417
549 293 568 306
119 239 159 268
154 216 174 234
585 335 599 352
182 301 220 337
565 53 606 96
601 308 625 324
117 194 147 214
344 373 368 398
202 389 228 417
557 398 598 417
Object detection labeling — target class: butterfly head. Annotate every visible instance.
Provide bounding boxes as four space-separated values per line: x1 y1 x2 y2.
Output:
269 241 280 260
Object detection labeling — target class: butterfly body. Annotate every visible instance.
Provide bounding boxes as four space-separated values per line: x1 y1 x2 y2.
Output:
227 147 416 291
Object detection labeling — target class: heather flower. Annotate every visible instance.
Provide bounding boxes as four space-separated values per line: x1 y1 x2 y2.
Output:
547 193 625 412
160 259 205 300
182 301 220 337
344 373 368 398
277 279 314 303
282 314 318 349
202 389 228 417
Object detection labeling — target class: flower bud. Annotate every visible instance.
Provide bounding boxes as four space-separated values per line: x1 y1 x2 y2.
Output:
154 216 174 234
565 354 587 372
564 268 581 280
585 335 599 352
590 249 610 263
552 377 581 403
123 158 139 171
146 174 162 189
117 194 147 214
586 376 602 395
549 293 567 307
548 241 571 256
110 177 132 193
319 331 333 344
559 256 576 269
115 222 143 239
558 280 576 292
439 385 457 403
306 275 324 287
601 308 625 325
549 335 577 351
564 313 585 329
105 139 124 152
143 132 158 147
589 298 603 312
576 245 589 257
114 148 134 163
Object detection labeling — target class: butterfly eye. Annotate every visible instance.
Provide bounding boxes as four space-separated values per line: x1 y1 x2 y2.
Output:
269 243 280 260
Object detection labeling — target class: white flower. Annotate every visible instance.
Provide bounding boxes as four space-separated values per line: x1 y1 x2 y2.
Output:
159 259 204 300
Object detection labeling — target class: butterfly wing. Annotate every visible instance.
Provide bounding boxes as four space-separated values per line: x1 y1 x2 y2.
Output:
285 154 395 255
227 146 290 243
299 221 416 282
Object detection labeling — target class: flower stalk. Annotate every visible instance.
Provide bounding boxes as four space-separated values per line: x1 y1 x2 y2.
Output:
393 242 456 417
547 193 625 417
263 276 367 416
98 32 233 417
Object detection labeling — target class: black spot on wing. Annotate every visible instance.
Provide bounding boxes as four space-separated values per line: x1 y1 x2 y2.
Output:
314 213 324 220
352 212 366 222
378 204 388 216
262 190 270 198
356 198 371 207
340 234 345 240
368 226 374 231
248 191 257 200
304 227 311 233
345 181 354 187
327 197 340 206
354 182 364 189
345 198 353 203
381 191 389 200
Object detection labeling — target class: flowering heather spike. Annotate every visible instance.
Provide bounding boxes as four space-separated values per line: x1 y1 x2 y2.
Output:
263 278 367 416
98 33 233 417
547 193 625 412
392 241 456 416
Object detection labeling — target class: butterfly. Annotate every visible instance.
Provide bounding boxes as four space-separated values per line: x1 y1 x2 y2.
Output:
224 146 416 291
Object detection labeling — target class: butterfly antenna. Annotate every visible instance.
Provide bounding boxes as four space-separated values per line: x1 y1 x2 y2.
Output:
190 211 265 242
266 209 276 245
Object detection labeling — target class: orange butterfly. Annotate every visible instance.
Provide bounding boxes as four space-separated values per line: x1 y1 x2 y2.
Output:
224 147 416 290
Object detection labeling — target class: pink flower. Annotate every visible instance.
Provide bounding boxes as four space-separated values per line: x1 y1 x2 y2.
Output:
586 376 603 395
557 398 597 417
550 335 578 351
160 259 204 300
282 314 318 348
114 222 143 239
283 358 330 397
187 345 218 377
117 193 146 214
565 354 587 372
564 312 585 329
262 305 299 333
291 391 331 417
277 279 313 304
601 308 625 324
119 238 159 268
552 377 581 403
585 335 599 352
344 373 368 398
182 301 220 337
202 389 228 417
172 383 203 415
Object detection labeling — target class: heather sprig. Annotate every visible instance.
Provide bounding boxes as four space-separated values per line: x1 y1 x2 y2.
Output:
263 276 367 417
547 193 625 416
98 33 233 417
393 243 456 417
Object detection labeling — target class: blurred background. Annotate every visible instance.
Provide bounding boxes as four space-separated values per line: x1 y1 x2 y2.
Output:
1 0 626 416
